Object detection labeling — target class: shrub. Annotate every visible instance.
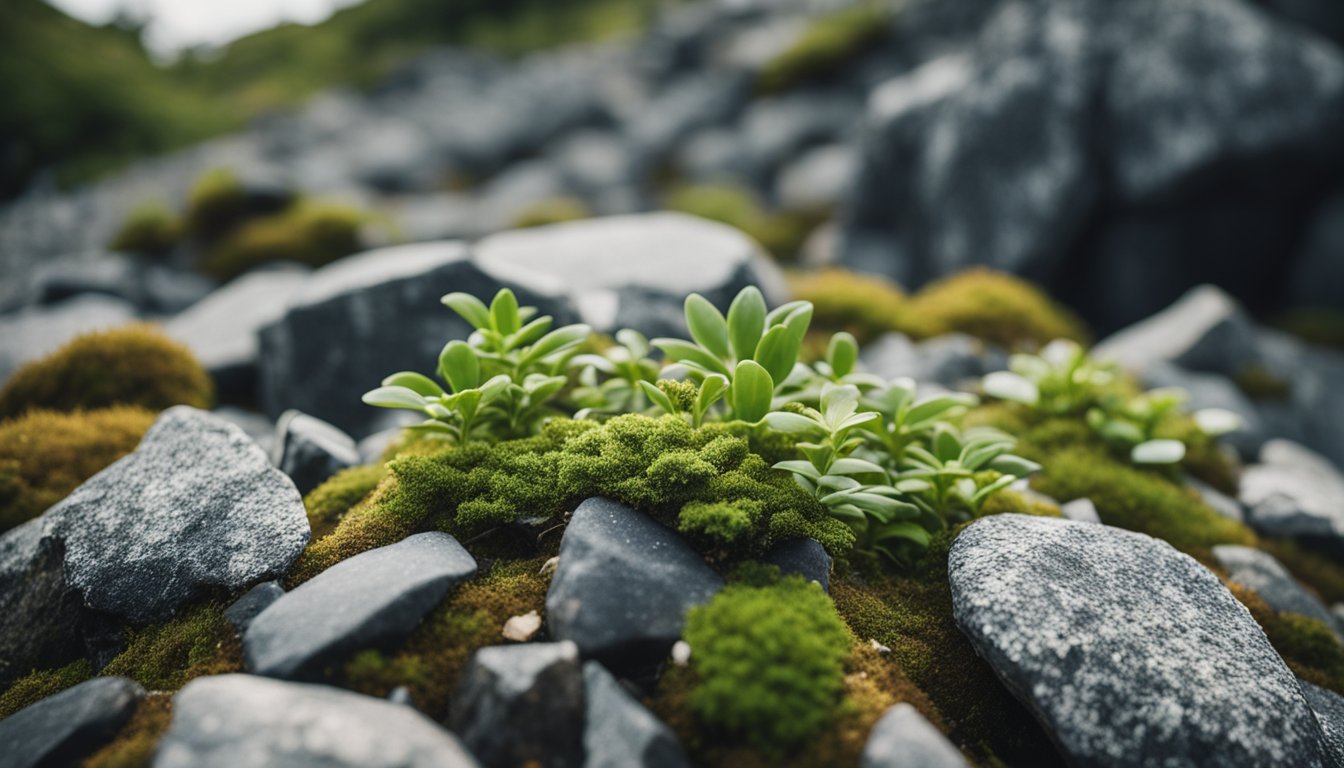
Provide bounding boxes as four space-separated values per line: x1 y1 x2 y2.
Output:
666 183 817 261
758 4 891 93
109 202 183 258
0 324 213 418
909 268 1089 349
184 167 247 239
202 200 363 280
0 407 155 532
511 197 590 229
684 576 851 753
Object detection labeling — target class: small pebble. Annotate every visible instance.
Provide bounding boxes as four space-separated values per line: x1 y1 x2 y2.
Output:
671 640 691 666
503 610 543 642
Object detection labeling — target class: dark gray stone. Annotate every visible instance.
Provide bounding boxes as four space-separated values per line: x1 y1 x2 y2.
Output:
1144 361 1265 457
583 661 690 768
949 514 1333 767
42 406 309 624
1302 680 1344 767
1093 285 1260 376
154 674 478 768
244 531 476 680
450 641 585 768
271 410 361 496
861 702 968 768
0 295 136 383
0 677 145 768
1288 193 1344 311
764 538 832 592
0 519 84 686
1239 440 1344 545
224 581 285 635
546 497 723 666
1213 545 1344 640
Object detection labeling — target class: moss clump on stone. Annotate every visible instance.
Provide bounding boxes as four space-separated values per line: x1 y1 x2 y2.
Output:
202 201 363 280
682 575 851 754
758 4 891 93
0 325 213 419
0 407 155 533
343 557 550 719
184 167 247 240
303 464 388 540
666 183 818 261
1227 582 1344 695
907 268 1090 349
101 601 242 691
81 694 173 768
789 268 913 346
109 202 182 258
0 659 92 720
511 197 590 229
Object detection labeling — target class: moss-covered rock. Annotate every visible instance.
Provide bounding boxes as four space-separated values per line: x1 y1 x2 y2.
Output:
789 268 912 346
184 167 247 240
0 406 155 533
0 659 92 720
0 325 213 418
109 202 183 258
907 268 1090 349
511 197 590 229
202 201 364 281
758 4 891 93
303 464 388 540
1228 582 1344 695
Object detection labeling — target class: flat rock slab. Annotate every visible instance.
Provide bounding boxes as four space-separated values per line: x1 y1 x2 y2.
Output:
154 674 479 768
583 661 689 768
0 676 145 768
949 514 1332 767
1240 440 1344 545
42 406 310 624
861 702 968 768
1213 545 1344 640
546 497 723 666
245 531 476 680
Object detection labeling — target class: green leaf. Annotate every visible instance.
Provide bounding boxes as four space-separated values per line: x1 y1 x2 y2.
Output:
729 360 773 423
653 338 731 376
827 332 858 378
989 455 1042 476
361 386 428 411
753 325 800 386
438 340 480 393
906 393 978 428
773 460 822 481
765 300 810 328
829 458 887 476
982 371 1040 405
381 371 444 397
1131 439 1186 465
489 289 521 334
781 303 814 345
695 374 728 419
971 474 1018 505
479 374 513 402
508 316 554 348
727 287 767 362
441 292 492 330
763 411 823 434
638 380 678 414
684 294 731 361
933 426 962 463
520 324 592 367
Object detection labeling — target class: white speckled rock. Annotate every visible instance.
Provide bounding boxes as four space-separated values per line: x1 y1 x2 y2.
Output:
42 406 310 624
948 514 1332 767
1213 545 1344 641
860 703 968 768
1302 680 1344 766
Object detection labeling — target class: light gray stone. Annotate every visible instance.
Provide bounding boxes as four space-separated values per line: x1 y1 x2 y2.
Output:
1060 498 1101 525
776 143 856 211
1213 545 1344 640
0 294 136 383
861 702 968 768
861 332 1005 390
1240 439 1344 545
1186 476 1245 522
583 661 689 768
0 677 145 768
1093 285 1259 376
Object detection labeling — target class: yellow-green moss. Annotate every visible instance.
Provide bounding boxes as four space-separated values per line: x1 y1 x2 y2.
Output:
0 407 155 533
666 183 818 261
789 268 913 346
758 4 891 93
1234 364 1292 401
511 197 590 229
908 268 1090 349
101 601 242 691
343 557 550 719
81 694 173 768
303 464 388 540
0 325 213 418
1228 582 1344 695
0 659 93 720
202 200 363 280
109 203 183 257
184 167 247 240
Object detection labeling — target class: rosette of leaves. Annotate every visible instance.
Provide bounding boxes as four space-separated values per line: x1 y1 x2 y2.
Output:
895 424 1040 519
981 339 1116 415
362 288 590 442
858 376 978 466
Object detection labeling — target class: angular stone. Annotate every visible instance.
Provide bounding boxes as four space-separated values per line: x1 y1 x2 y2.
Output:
1093 285 1259 376
245 532 476 680
449 641 585 768
949 514 1332 766
270 409 361 496
0 517 83 686
1302 680 1344 767
0 677 145 768
861 702 968 768
1239 439 1344 545
42 406 309 624
223 581 285 635
776 143 856 212
764 538 832 592
583 661 689 768
1212 545 1344 640
546 497 723 666
154 674 478 768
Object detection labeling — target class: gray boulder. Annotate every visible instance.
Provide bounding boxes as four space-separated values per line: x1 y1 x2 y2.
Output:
546 497 723 666
1239 439 1344 545
764 538 832 592
271 409 361 496
223 581 285 635
245 531 476 680
42 406 309 624
1302 680 1344 767
449 641 586 768
949 514 1333 766
0 677 145 768
0 294 136 383
583 661 690 768
861 702 968 768
0 518 84 686
154 674 478 768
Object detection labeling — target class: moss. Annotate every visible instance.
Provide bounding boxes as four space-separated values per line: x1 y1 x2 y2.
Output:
342 557 550 718
681 576 851 754
678 499 763 552
0 325 214 418
81 694 173 768
1227 582 1344 695
0 407 155 533
101 601 242 691
109 203 183 258
666 183 818 261
202 200 364 280
789 268 912 346
183 167 247 240
303 463 388 539
1233 364 1292 401
0 659 93 719
758 4 891 93
511 197 590 228
1260 538 1344 606
908 268 1090 349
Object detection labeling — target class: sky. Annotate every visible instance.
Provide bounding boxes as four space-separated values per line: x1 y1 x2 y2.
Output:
48 0 364 58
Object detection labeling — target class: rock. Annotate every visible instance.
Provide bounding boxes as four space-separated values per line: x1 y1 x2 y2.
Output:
861 702 968 768
154 674 479 768
164 265 309 402
1093 285 1259 376
211 407 275 453
776 143 856 211
258 240 574 436
546 497 723 666
474 160 568 231
1302 680 1344 767
0 677 145 768
449 641 585 768
0 518 84 686
270 409 361 496
764 538 832 592
390 193 484 242
948 514 1333 766
244 531 476 680
41 406 309 624
1240 439 1344 546
583 661 690 768
502 610 543 642
549 130 635 197
223 581 285 635
627 72 749 163
1060 498 1101 524
1144 361 1265 457
0 252 142 313
472 213 788 338
0 295 136 383
1186 476 1245 522
1213 545 1344 639
1288 193 1344 310
861 332 1005 389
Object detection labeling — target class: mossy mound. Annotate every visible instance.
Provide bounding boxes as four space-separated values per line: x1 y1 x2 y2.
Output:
0 324 213 418
1260 538 1344 606
512 197 590 229
758 4 891 93
109 202 182 258
907 268 1090 349
789 268 912 346
304 464 388 540
202 201 364 281
184 167 247 239
1227 582 1344 695
0 406 155 533
666 183 819 261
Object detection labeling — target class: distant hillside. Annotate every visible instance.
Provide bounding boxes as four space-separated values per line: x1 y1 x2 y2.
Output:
0 0 659 200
